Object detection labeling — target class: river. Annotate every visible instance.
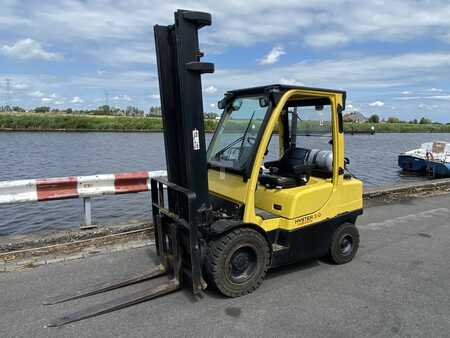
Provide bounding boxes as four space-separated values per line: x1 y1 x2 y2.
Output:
1 132 449 235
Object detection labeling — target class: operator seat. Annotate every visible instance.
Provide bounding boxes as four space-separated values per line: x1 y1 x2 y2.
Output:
259 147 311 189
259 147 334 189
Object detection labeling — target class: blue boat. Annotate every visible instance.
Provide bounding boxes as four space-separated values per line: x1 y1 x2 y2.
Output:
399 142 450 178
398 154 428 173
427 161 450 178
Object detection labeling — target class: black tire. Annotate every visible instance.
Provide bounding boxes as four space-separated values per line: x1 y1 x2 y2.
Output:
205 228 270 298
328 223 359 264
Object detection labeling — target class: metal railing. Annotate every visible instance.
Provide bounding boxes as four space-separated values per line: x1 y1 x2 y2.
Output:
0 170 167 229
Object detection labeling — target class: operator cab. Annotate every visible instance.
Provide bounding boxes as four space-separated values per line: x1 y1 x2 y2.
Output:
207 85 336 191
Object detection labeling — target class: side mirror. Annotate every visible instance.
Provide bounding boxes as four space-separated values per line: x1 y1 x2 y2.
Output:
218 98 226 110
231 98 243 111
259 97 269 107
344 157 350 168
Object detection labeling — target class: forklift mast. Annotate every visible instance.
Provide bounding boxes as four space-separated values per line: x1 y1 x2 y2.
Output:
154 10 214 213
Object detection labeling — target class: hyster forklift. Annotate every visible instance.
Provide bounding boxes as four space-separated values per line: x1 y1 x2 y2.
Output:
45 10 363 326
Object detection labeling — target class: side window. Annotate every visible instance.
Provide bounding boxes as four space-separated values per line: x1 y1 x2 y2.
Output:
290 104 333 177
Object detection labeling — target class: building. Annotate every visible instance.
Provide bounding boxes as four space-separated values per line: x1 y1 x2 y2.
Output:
343 111 367 123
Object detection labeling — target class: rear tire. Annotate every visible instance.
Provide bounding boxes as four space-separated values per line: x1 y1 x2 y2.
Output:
328 223 359 264
205 228 270 298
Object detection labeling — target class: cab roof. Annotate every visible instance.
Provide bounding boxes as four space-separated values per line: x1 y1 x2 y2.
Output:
226 84 346 108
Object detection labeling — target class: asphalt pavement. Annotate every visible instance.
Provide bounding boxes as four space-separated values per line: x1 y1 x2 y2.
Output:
1 194 449 337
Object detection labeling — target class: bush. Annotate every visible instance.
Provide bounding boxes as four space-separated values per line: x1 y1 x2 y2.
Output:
368 114 380 123
387 117 400 123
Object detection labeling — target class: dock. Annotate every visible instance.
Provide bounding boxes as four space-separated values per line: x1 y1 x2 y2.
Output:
1 184 449 337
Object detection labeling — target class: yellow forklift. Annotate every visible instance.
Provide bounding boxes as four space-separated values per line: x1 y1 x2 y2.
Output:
45 9 363 326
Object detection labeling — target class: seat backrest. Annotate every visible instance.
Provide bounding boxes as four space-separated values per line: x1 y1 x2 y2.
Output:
277 147 310 175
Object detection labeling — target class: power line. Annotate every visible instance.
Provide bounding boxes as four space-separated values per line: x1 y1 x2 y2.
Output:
104 90 109 107
4 78 11 107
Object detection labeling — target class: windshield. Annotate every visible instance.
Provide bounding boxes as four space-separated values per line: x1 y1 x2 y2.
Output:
207 96 269 172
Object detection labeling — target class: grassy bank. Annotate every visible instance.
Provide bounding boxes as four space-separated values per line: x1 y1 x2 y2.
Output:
344 122 450 133
0 112 219 132
0 112 449 133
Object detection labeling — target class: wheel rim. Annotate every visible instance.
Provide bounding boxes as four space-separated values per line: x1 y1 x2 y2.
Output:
339 234 353 256
227 245 258 284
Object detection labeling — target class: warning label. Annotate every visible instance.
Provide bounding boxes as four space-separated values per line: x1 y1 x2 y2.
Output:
192 129 200 150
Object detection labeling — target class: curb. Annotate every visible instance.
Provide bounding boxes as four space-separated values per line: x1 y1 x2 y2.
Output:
1 179 449 270
363 178 450 200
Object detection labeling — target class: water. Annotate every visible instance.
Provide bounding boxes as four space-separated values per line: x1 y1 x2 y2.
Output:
1 132 449 235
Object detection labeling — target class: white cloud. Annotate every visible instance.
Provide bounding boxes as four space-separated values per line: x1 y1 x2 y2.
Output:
71 96 83 103
369 101 385 107
112 94 132 101
150 94 160 100
304 32 350 48
204 85 217 94
0 38 63 61
279 77 303 86
210 103 216 108
429 95 450 100
2 1 450 55
401 91 411 95
41 93 62 103
396 95 450 101
12 83 28 90
89 44 155 65
211 52 450 91
429 87 443 92
29 90 44 98
259 46 285 65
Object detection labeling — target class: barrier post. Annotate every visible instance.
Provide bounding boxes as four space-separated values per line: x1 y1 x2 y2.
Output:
81 197 95 229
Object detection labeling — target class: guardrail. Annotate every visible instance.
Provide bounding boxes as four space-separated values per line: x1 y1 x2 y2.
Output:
0 170 167 228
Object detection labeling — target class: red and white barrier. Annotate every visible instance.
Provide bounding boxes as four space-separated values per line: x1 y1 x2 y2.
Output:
0 170 167 205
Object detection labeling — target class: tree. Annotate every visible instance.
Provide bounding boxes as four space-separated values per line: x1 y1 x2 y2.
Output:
204 112 219 119
125 106 144 117
368 114 380 123
387 117 400 123
34 106 50 113
149 106 162 116
419 117 432 124
96 105 111 115
12 106 25 112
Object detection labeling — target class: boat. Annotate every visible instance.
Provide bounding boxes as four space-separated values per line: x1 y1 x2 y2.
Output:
398 141 450 178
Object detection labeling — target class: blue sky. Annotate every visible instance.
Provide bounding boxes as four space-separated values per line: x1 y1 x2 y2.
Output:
0 0 450 122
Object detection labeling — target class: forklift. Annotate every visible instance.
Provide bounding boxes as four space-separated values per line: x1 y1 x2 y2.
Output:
45 10 363 326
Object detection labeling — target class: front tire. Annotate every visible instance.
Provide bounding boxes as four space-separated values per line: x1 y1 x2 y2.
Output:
205 228 270 298
328 223 359 264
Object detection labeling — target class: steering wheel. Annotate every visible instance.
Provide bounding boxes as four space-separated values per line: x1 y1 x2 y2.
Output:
219 147 241 161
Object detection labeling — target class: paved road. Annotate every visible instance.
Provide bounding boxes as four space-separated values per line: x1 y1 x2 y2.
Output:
1 194 449 337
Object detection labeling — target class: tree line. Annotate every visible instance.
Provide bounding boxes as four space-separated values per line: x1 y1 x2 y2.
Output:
367 114 439 125
0 105 219 119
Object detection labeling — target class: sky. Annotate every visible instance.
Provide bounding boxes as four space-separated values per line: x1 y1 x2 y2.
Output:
0 0 450 122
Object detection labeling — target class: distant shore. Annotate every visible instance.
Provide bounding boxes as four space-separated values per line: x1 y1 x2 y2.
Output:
1 112 449 133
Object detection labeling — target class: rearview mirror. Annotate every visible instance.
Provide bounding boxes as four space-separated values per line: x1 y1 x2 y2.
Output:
315 105 324 111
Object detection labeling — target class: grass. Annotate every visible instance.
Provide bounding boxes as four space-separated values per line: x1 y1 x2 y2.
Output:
0 112 449 133
0 112 164 132
345 122 450 133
